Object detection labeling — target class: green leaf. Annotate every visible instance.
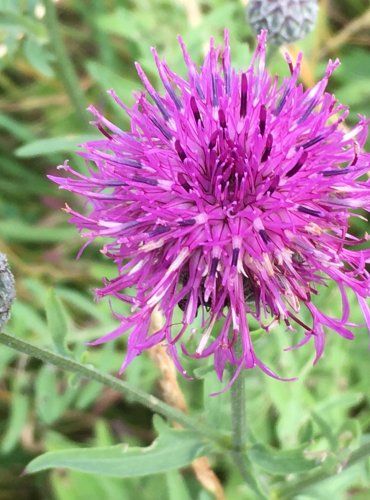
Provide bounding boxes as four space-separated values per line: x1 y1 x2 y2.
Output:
249 444 318 475
15 134 100 157
24 37 55 77
26 427 207 477
1 373 29 453
311 412 337 451
0 11 47 40
166 470 192 500
35 365 77 424
45 289 69 357
0 221 76 243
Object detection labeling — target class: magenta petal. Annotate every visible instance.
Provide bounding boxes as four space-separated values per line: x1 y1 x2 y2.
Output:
50 29 370 388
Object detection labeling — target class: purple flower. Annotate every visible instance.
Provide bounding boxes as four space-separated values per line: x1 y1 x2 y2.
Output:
50 31 370 385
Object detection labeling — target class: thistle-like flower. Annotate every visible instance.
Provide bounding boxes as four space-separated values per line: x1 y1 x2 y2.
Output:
51 31 370 385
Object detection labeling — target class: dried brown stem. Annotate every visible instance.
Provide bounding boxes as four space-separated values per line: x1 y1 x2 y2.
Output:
149 309 225 500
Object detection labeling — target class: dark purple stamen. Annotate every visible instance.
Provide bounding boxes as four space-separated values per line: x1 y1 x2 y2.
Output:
178 218 196 226
302 135 324 149
286 151 308 178
259 105 267 136
218 109 227 129
164 84 182 110
151 93 171 121
298 205 321 216
298 99 318 124
96 124 113 140
148 225 171 237
120 158 142 169
259 229 270 244
133 175 158 186
274 88 290 115
190 96 202 125
266 175 280 195
211 74 218 107
322 168 349 177
232 248 239 266
210 257 219 276
261 134 273 163
195 80 205 100
178 173 191 192
175 140 187 161
240 73 247 118
209 131 218 150
149 117 172 141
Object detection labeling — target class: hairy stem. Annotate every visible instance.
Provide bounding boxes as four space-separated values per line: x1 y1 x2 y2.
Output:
44 0 87 128
230 367 266 499
0 331 220 444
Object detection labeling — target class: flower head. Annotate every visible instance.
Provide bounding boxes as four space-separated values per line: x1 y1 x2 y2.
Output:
51 31 370 385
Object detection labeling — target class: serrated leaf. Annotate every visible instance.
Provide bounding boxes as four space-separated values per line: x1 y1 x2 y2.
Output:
26 427 207 477
249 444 318 475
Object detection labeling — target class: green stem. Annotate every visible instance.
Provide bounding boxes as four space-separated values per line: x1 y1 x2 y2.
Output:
230 368 266 499
0 331 220 444
44 0 88 128
275 442 370 499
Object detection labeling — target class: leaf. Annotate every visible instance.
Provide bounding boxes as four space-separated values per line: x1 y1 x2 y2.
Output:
0 11 47 40
26 427 207 477
45 289 69 357
1 373 29 453
35 365 78 424
0 221 76 243
311 412 337 451
166 470 192 500
15 134 100 157
23 37 55 77
249 444 318 475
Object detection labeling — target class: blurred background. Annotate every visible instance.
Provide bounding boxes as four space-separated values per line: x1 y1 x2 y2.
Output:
0 1 369 499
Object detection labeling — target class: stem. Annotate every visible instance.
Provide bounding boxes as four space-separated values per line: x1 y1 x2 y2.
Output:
44 0 88 129
229 367 266 499
275 442 370 499
0 331 220 444
230 366 247 451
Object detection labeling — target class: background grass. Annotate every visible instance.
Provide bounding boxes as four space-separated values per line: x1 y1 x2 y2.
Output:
0 1 369 498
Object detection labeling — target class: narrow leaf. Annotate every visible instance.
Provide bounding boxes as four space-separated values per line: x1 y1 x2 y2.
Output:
15 135 99 157
26 428 207 477
249 444 318 475
45 289 69 356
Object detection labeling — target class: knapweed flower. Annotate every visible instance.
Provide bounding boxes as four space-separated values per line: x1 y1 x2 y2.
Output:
50 31 370 385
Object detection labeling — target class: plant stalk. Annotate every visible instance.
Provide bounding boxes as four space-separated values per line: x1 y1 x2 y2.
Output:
0 331 220 444
229 367 266 499
44 0 88 129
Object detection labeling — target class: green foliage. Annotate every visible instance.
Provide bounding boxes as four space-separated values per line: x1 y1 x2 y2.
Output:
0 0 369 499
26 418 208 477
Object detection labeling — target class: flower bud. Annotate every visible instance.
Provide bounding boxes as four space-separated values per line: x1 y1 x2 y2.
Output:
247 0 319 45
0 253 15 330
